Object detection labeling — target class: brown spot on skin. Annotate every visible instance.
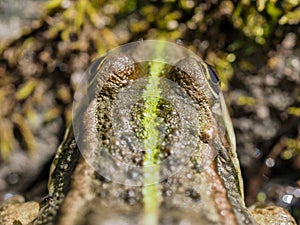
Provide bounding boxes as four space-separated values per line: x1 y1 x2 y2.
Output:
185 188 201 202
201 123 217 143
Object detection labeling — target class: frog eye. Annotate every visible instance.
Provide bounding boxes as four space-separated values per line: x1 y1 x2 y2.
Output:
202 63 220 98
207 64 220 84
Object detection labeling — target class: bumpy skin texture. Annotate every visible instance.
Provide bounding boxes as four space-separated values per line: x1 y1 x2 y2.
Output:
0 43 297 225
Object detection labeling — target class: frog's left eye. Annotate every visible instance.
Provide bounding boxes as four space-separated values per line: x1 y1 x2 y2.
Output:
207 65 220 84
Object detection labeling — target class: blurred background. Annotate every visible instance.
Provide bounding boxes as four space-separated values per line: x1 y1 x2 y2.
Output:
0 0 299 223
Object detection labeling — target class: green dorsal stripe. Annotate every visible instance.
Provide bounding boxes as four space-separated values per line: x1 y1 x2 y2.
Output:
141 42 166 225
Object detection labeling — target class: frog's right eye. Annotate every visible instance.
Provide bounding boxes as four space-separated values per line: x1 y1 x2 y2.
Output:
202 63 220 98
207 65 220 84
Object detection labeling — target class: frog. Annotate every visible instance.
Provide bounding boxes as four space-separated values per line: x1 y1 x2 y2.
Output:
0 40 296 225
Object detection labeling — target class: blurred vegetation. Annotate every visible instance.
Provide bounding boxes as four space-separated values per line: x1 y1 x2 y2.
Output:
0 0 299 221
